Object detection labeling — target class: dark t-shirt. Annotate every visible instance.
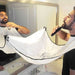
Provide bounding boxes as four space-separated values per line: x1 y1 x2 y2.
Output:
62 48 75 75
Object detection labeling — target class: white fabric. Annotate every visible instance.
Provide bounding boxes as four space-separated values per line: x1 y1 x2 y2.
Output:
0 27 21 53
0 35 5 47
7 28 75 64
0 70 10 75
0 27 75 64
0 27 21 36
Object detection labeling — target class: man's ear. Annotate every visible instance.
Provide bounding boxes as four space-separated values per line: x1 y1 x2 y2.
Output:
0 18 2 23
72 22 75 26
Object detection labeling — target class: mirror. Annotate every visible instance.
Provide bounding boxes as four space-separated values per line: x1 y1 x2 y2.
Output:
6 1 59 44
0 1 59 63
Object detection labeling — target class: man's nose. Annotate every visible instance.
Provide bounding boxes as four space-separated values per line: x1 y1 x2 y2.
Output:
4 15 6 18
3 15 8 19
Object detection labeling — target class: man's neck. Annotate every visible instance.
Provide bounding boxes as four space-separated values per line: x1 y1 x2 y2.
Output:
70 29 75 35
0 23 6 27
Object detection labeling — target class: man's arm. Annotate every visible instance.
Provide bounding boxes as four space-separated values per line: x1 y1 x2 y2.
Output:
57 30 70 41
6 22 30 34
15 25 30 34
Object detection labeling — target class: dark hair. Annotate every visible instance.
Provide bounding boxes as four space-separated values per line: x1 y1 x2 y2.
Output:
74 6 75 21
0 5 6 12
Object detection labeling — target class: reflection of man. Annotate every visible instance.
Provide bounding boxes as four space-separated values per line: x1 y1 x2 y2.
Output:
0 10 30 71
52 8 75 75
0 11 30 34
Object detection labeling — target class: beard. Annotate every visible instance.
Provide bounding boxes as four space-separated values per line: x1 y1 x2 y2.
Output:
62 21 73 30
0 18 8 24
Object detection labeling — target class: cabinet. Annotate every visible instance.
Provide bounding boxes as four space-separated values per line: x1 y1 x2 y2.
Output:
7 3 37 36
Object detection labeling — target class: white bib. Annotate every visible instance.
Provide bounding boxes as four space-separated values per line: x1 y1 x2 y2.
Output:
7 28 75 64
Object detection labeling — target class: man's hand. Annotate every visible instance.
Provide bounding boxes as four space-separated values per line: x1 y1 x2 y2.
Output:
6 22 18 28
51 26 59 35
6 22 30 34
51 26 70 41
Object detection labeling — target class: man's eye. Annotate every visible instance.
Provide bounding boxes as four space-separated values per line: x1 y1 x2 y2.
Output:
0 14 7 17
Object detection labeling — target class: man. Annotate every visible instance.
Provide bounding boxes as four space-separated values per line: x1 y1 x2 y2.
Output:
52 8 75 75
0 11 30 34
0 10 30 70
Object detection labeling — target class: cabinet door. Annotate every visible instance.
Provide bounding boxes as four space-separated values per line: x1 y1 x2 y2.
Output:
7 3 37 36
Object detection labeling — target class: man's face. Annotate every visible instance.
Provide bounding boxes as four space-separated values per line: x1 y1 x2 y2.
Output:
63 10 75 30
0 11 8 24
64 10 74 26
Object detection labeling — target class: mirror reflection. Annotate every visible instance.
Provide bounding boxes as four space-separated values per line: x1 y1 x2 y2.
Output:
6 1 59 43
0 1 59 65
